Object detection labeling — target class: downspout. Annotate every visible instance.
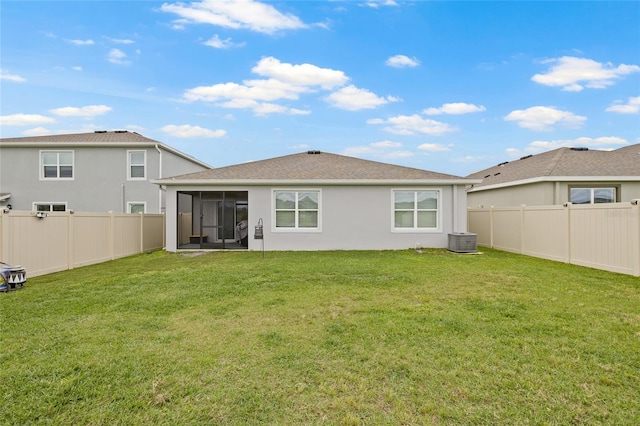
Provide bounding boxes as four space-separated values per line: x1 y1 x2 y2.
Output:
155 144 162 213
452 185 458 232
121 183 125 213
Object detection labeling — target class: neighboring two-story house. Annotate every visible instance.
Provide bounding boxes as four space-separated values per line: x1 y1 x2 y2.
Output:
0 131 210 213
466 144 640 207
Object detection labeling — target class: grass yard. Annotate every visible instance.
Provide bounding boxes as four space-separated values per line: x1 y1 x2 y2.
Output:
1 248 639 425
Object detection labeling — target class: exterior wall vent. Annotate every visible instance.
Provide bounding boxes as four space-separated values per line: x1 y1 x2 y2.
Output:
448 232 478 253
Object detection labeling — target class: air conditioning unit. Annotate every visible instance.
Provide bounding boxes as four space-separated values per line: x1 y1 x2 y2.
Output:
448 232 477 253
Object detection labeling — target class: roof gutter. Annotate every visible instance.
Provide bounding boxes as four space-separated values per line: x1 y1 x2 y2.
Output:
468 175 640 192
0 141 212 169
152 178 481 186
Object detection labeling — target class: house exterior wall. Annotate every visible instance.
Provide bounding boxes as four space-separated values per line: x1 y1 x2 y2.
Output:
165 184 469 251
467 182 554 208
0 145 207 213
468 180 640 208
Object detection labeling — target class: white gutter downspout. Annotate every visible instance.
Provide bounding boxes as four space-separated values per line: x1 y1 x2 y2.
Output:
155 144 162 213
453 185 458 232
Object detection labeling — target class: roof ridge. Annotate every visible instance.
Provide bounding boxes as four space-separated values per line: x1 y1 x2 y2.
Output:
541 148 567 176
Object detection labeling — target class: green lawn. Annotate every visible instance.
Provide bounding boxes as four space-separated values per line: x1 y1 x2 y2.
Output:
1 249 638 425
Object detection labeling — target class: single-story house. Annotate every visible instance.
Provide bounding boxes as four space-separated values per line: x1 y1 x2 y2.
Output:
155 151 480 251
466 144 640 207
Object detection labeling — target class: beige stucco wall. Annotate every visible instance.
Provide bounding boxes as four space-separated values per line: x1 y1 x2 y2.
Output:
468 180 640 208
164 184 469 251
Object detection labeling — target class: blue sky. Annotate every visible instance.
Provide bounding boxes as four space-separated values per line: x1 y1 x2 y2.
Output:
1 0 639 176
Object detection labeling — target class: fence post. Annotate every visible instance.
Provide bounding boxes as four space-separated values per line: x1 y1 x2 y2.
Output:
67 210 74 270
634 201 640 277
489 206 494 248
109 211 115 260
565 202 572 264
140 213 144 253
520 204 525 254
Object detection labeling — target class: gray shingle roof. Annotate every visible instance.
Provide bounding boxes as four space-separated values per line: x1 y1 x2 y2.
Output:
467 144 640 189
162 151 466 182
0 130 160 144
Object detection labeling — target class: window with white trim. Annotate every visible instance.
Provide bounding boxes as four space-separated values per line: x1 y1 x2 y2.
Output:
274 190 320 230
127 202 146 213
393 190 440 230
41 151 73 180
128 150 146 180
33 202 67 212
570 187 616 204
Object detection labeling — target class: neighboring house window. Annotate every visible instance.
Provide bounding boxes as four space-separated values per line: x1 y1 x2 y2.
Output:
41 151 73 180
393 190 440 231
128 202 146 213
128 150 146 180
33 202 67 212
274 190 320 230
570 187 616 204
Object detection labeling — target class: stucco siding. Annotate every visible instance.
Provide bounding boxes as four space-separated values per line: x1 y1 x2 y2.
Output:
0 145 208 213
165 184 467 251
467 182 554 208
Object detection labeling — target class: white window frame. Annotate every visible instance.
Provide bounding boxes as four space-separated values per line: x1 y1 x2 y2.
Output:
127 150 147 180
127 201 146 214
33 202 68 212
40 150 74 180
391 188 442 233
272 189 322 232
569 187 617 204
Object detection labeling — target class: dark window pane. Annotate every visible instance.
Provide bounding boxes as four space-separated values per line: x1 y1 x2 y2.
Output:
44 166 58 178
130 165 145 178
59 166 73 178
570 188 590 204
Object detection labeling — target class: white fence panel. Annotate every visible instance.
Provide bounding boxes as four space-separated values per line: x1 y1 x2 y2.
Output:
468 202 640 277
0 210 165 277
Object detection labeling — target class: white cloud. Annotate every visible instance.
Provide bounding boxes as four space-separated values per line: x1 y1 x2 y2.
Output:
507 136 628 158
50 105 112 118
532 56 640 92
325 85 394 111
161 124 226 138
424 102 486 115
386 55 420 68
0 113 55 126
72 66 83 72
108 48 130 65
343 140 410 159
65 39 94 46
369 114 457 136
184 56 390 115
362 0 398 8
504 106 586 131
22 127 53 136
606 96 640 114
160 0 307 34
203 34 246 49
417 143 451 152
106 37 135 44
0 69 26 83
371 140 401 148
252 56 348 90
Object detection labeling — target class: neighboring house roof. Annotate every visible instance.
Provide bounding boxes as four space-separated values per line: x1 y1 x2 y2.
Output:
155 151 478 186
0 130 211 168
467 144 640 192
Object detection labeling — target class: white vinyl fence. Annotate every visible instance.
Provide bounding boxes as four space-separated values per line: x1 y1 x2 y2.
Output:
468 202 640 277
0 210 165 277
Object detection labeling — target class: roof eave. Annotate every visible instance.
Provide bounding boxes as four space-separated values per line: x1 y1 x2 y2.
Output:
467 175 640 192
0 141 212 169
153 178 480 186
